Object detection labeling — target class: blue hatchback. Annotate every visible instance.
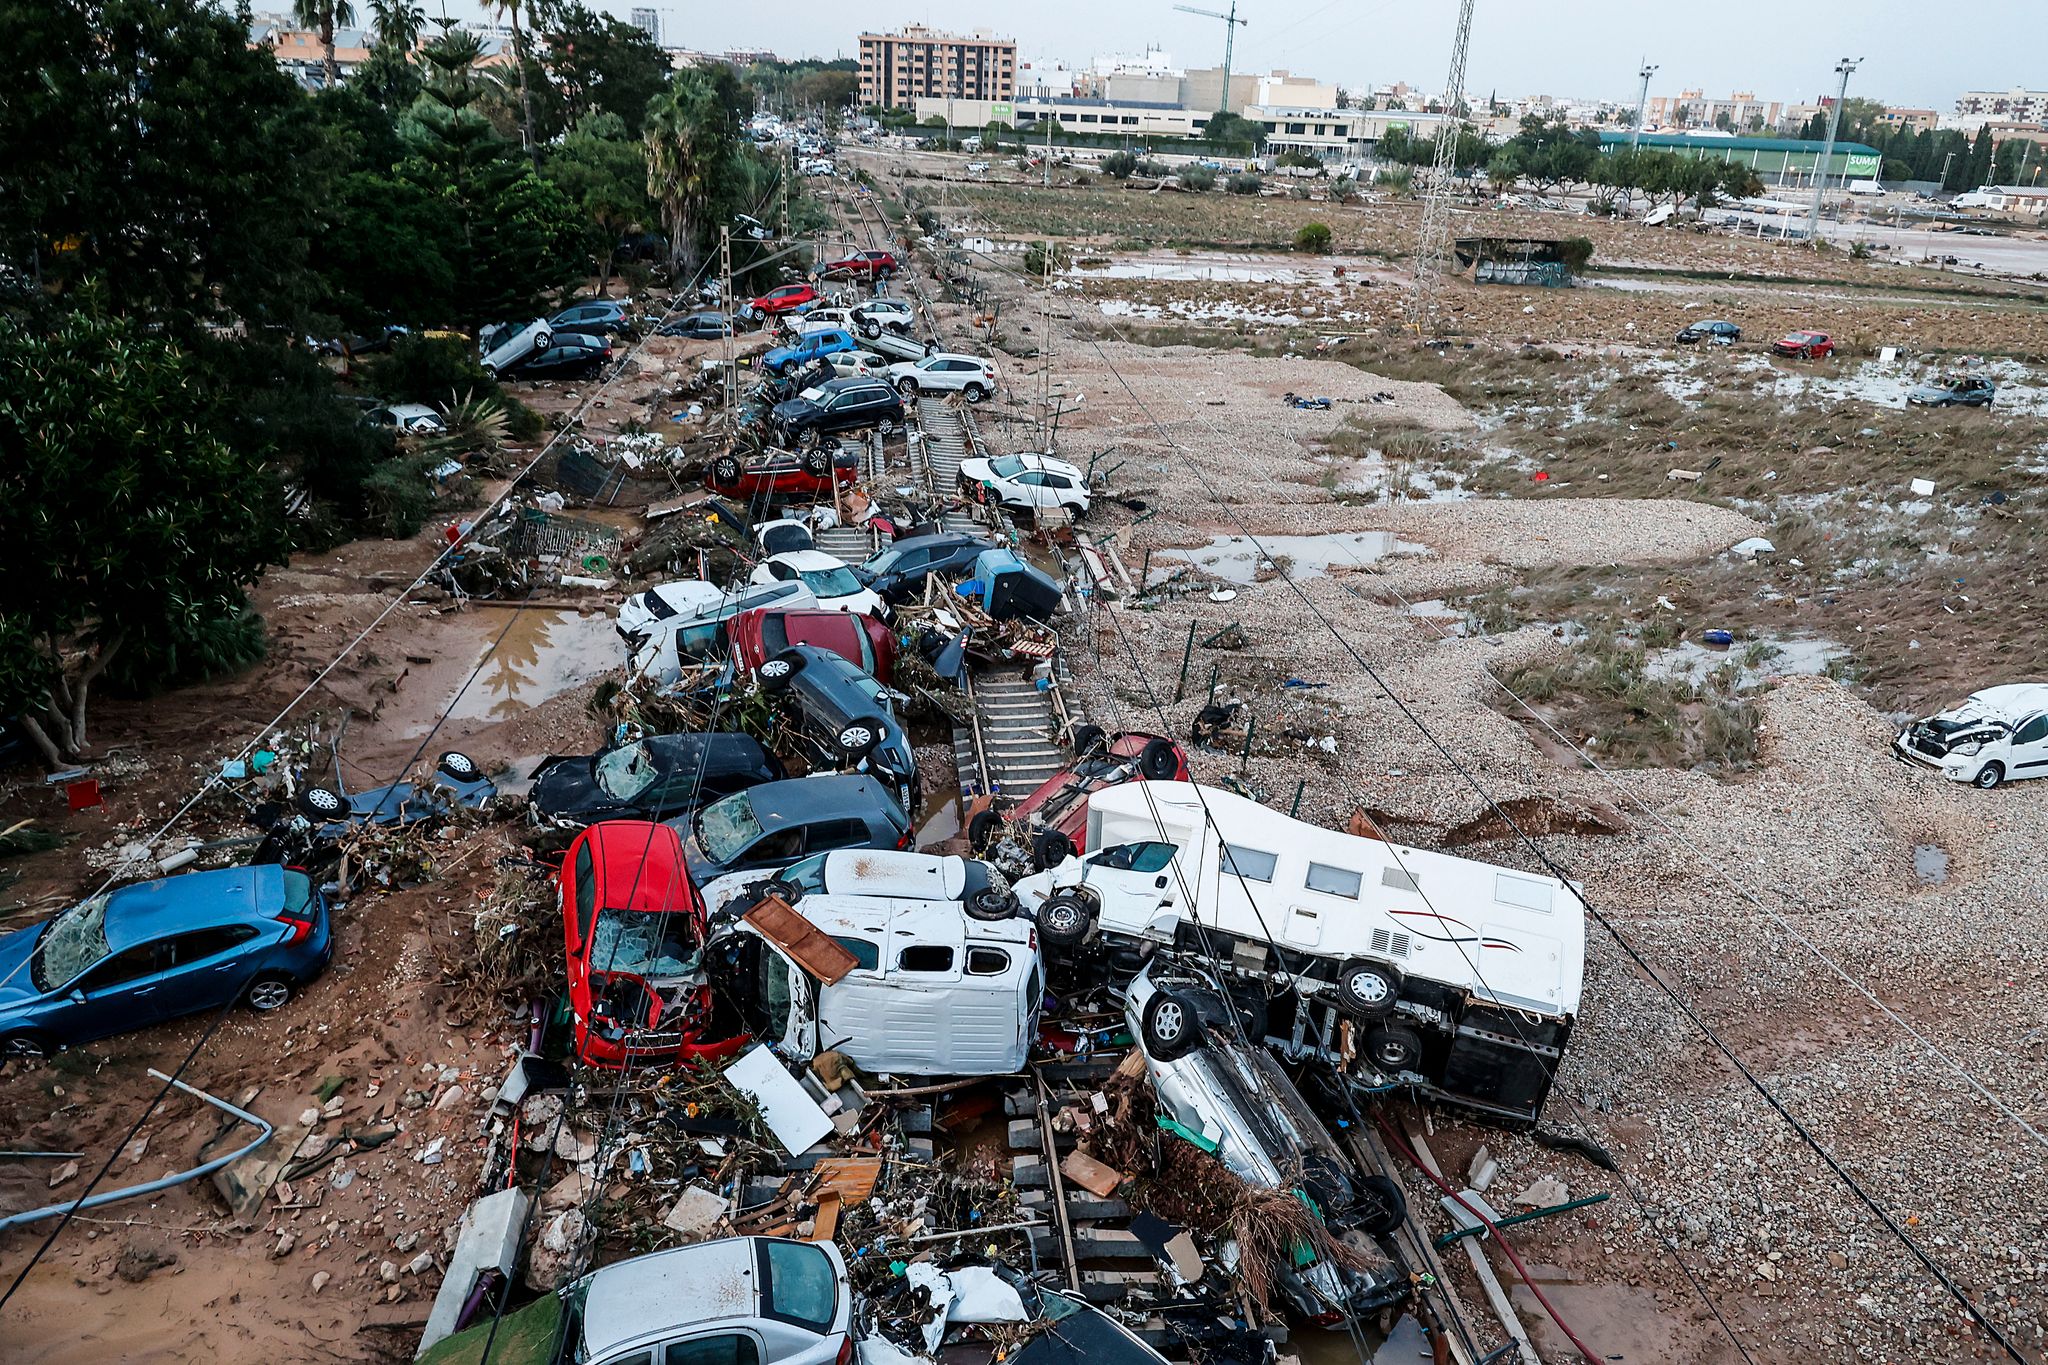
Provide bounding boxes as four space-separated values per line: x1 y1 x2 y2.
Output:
0 865 332 1057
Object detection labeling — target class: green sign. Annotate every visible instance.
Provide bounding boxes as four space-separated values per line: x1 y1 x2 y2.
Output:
992 102 1014 121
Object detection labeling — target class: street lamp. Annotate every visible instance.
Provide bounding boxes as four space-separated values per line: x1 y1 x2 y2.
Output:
1806 57 1862 243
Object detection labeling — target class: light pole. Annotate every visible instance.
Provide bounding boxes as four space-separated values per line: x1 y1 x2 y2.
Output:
1941 149 1956 191
1806 56 1862 243
1629 60 1657 152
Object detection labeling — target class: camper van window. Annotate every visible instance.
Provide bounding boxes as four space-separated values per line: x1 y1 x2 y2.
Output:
899 945 955 972
1221 844 1278 882
966 947 1011 975
1305 862 1363 899
757 947 795 1035
1494 873 1554 913
832 936 879 970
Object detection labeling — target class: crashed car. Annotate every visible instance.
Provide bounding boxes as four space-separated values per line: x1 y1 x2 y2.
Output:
1769 329 1835 359
1125 959 1409 1325
1675 319 1741 345
255 750 496 871
676 774 910 884
1906 374 1997 407
854 531 997 605
818 249 899 279
560 820 745 1068
740 283 820 321
1893 684 2048 788
727 607 898 684
758 646 918 814
770 377 906 449
621 580 819 679
703 446 860 501
698 848 1011 922
750 550 887 619
530 733 783 828
974 728 1188 869
957 452 1091 518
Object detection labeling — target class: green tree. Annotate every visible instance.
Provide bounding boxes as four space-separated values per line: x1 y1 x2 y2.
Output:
541 3 670 137
487 0 541 159
366 0 424 50
1485 147 1523 191
0 312 290 764
645 68 758 277
546 112 658 288
293 0 358 88
1204 110 1266 153
1966 125 1995 188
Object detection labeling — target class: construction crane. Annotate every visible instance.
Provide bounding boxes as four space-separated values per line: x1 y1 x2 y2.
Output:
1408 0 1477 333
1172 2 1248 114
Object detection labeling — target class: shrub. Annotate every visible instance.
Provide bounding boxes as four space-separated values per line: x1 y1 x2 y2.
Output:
104 595 268 697
1226 172 1263 195
1290 185 1311 200
362 453 441 538
1294 222 1334 254
1135 158 1168 177
1557 236 1595 273
365 335 495 405
1179 165 1218 191
1101 151 1138 179
1330 174 1359 203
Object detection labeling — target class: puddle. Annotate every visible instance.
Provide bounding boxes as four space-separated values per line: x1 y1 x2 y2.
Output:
1508 1261 1698 1364
915 779 965 852
1914 843 1950 885
1095 298 1306 326
1072 255 1306 284
1160 531 1429 584
439 609 621 729
1731 354 2048 416
1644 634 1846 688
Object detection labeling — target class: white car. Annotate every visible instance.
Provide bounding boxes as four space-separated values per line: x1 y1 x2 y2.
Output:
890 352 999 404
1894 683 2048 789
958 452 1090 516
754 517 816 556
851 299 915 338
824 349 890 380
477 318 551 376
698 848 1012 920
620 579 818 681
750 550 886 618
365 403 445 434
790 307 862 336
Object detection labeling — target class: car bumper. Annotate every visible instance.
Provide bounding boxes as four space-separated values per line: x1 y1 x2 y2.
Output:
1890 737 1975 782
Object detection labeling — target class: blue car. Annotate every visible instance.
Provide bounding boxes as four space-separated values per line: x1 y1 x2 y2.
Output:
762 327 860 376
0 865 332 1057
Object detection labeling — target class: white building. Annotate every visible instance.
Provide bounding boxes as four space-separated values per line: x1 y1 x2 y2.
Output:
1955 87 2048 122
1247 105 1454 162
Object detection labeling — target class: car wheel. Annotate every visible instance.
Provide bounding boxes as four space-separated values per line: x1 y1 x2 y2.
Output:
1137 738 1181 782
711 455 742 486
1365 1023 1423 1073
963 383 986 404
897 379 918 399
966 808 1001 852
437 751 480 781
837 718 884 759
245 975 295 1013
1070 723 1106 757
1973 762 2005 790
1335 958 1401 1017
798 428 821 451
298 785 346 820
1031 828 1075 870
877 416 898 436
758 651 803 691
758 878 802 906
1036 890 1094 948
861 320 882 339
966 887 1020 921
1353 1173 1409 1237
802 447 832 475
1141 989 1204 1062
0 1031 50 1059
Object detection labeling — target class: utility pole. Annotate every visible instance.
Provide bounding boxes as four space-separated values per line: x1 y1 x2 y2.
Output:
1807 57 1862 244
1623 61 1657 217
1408 0 1477 333
720 227 735 415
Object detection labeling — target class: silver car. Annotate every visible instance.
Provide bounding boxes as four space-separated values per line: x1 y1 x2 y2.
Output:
478 318 552 377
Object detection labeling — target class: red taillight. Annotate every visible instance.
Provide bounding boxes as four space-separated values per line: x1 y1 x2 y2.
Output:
897 830 912 849
835 1336 854 1365
1308 1310 1345 1329
277 915 314 945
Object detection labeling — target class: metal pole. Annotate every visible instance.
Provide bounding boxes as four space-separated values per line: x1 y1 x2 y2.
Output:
1220 0 1239 115
721 227 735 415
1174 620 1197 702
1624 61 1656 217
1807 57 1862 243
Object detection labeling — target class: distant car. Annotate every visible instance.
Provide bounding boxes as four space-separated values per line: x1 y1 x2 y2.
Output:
824 349 891 380
987 729 1189 869
1906 374 1996 407
763 327 863 376
727 607 898 684
741 283 819 321
530 734 784 828
958 452 1091 517
1894 684 2048 788
757 645 919 814
478 318 552 376
1770 329 1835 359
820 250 899 280
750 550 887 619
889 352 999 403
551 300 636 339
676 774 912 883
365 403 446 434
851 298 916 338
559 820 745 1069
501 332 610 379
704 445 861 500
854 531 997 604
787 307 863 336
0 865 331 1057
771 377 906 448
1675 319 1741 345
659 311 733 339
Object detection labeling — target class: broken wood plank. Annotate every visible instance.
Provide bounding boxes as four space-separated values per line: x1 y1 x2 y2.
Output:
1059 1150 1125 1198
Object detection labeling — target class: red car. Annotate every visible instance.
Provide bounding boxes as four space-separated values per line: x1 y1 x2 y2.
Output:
820 250 899 280
727 607 898 684
705 446 860 500
559 821 745 1069
1770 329 1834 359
742 283 819 319
976 728 1190 869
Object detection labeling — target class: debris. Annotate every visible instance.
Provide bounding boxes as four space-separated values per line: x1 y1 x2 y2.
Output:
1910 477 1937 497
1512 1176 1568 1208
1666 467 1702 482
662 1184 730 1239
1060 1150 1125 1198
1467 1144 1499 1193
419 1189 530 1355
47 1161 79 1189
1728 537 1776 557
724 1045 834 1155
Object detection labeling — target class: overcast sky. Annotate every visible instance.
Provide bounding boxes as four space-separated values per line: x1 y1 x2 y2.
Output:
435 0 2033 111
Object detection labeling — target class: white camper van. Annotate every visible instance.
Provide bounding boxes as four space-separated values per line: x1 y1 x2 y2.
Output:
1013 782 1586 1122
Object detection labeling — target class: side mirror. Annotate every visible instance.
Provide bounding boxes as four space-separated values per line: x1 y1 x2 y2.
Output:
68 989 88 1004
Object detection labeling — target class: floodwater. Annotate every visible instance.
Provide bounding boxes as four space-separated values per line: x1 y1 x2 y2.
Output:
1914 843 1951 885
443 609 621 727
1160 531 1429 584
1644 634 1847 688
1072 252 1308 285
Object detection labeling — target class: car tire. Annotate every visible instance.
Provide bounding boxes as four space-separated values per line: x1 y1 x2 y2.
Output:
1036 890 1094 948
837 717 885 759
298 785 347 820
245 974 295 1013
897 379 918 399
1137 737 1181 781
966 886 1021 921
861 320 882 340
759 878 802 906
1974 762 2005 790
1353 1173 1409 1237
877 416 898 436
758 651 804 691
966 808 1001 852
798 428 821 452
1335 958 1401 1017
711 455 742 486
0 1031 50 1059
1364 1023 1423 1073
963 383 986 404
1141 989 1203 1062
1070 723 1107 757
437 751 480 781
1031 828 1075 870
802 447 832 475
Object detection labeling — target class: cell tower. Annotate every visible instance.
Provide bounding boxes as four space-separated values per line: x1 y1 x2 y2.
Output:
1409 0 1477 332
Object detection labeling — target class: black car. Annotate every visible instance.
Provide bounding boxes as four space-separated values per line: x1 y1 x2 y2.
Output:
674 774 911 882
854 531 997 604
529 734 783 828
1675 319 1741 345
660 311 735 339
502 333 610 379
551 300 636 339
770 377 904 449
758 646 918 814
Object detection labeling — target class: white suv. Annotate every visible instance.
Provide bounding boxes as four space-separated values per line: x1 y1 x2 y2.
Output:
890 353 999 403
958 452 1090 516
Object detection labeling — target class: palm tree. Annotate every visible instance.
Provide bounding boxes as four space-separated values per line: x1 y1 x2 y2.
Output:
292 0 357 88
487 0 548 162
645 76 735 277
366 0 424 52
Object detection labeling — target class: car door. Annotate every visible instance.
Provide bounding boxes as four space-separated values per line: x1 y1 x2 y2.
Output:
1010 471 1053 508
2008 713 2048 779
1079 841 1181 932
1040 472 1080 507
658 1330 763 1365
41 940 178 1040
154 924 265 1021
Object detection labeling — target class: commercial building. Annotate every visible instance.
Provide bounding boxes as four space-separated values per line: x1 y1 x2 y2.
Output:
1249 106 1451 162
859 26 1016 110
1876 107 1939 135
910 95 1210 140
1954 88 2048 122
1596 131 1881 187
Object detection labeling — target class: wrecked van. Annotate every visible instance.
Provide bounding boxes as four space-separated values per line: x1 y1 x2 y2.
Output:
714 891 1041 1078
1016 781 1585 1123
1893 683 2048 788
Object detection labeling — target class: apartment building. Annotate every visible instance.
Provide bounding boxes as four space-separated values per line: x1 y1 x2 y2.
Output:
1647 90 1782 132
860 26 1016 109
1955 88 2048 122
1877 107 1939 135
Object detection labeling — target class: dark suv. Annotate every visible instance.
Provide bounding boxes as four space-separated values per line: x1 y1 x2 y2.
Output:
758 646 918 814
854 532 996 604
674 774 911 882
771 377 904 449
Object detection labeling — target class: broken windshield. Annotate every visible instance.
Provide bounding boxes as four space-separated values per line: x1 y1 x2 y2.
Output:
588 908 700 981
696 791 763 865
34 893 112 992
594 743 661 801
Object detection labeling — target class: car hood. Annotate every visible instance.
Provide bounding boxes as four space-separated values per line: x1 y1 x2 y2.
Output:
0 922 48 1007
531 758 609 819
771 397 820 422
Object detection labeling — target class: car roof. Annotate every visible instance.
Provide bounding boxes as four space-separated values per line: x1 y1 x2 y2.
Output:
646 731 773 769
579 1240 760 1359
105 865 285 950
793 892 1034 952
983 452 1082 477
748 774 905 829
820 376 887 394
1948 683 2048 717
924 352 988 364
572 821 695 913
379 403 439 419
820 849 970 899
768 549 849 573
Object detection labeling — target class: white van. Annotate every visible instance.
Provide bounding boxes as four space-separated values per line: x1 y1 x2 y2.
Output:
620 579 819 684
720 892 1041 1077
1847 179 1885 196
1014 782 1585 1122
1894 683 2048 788
698 849 1012 920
